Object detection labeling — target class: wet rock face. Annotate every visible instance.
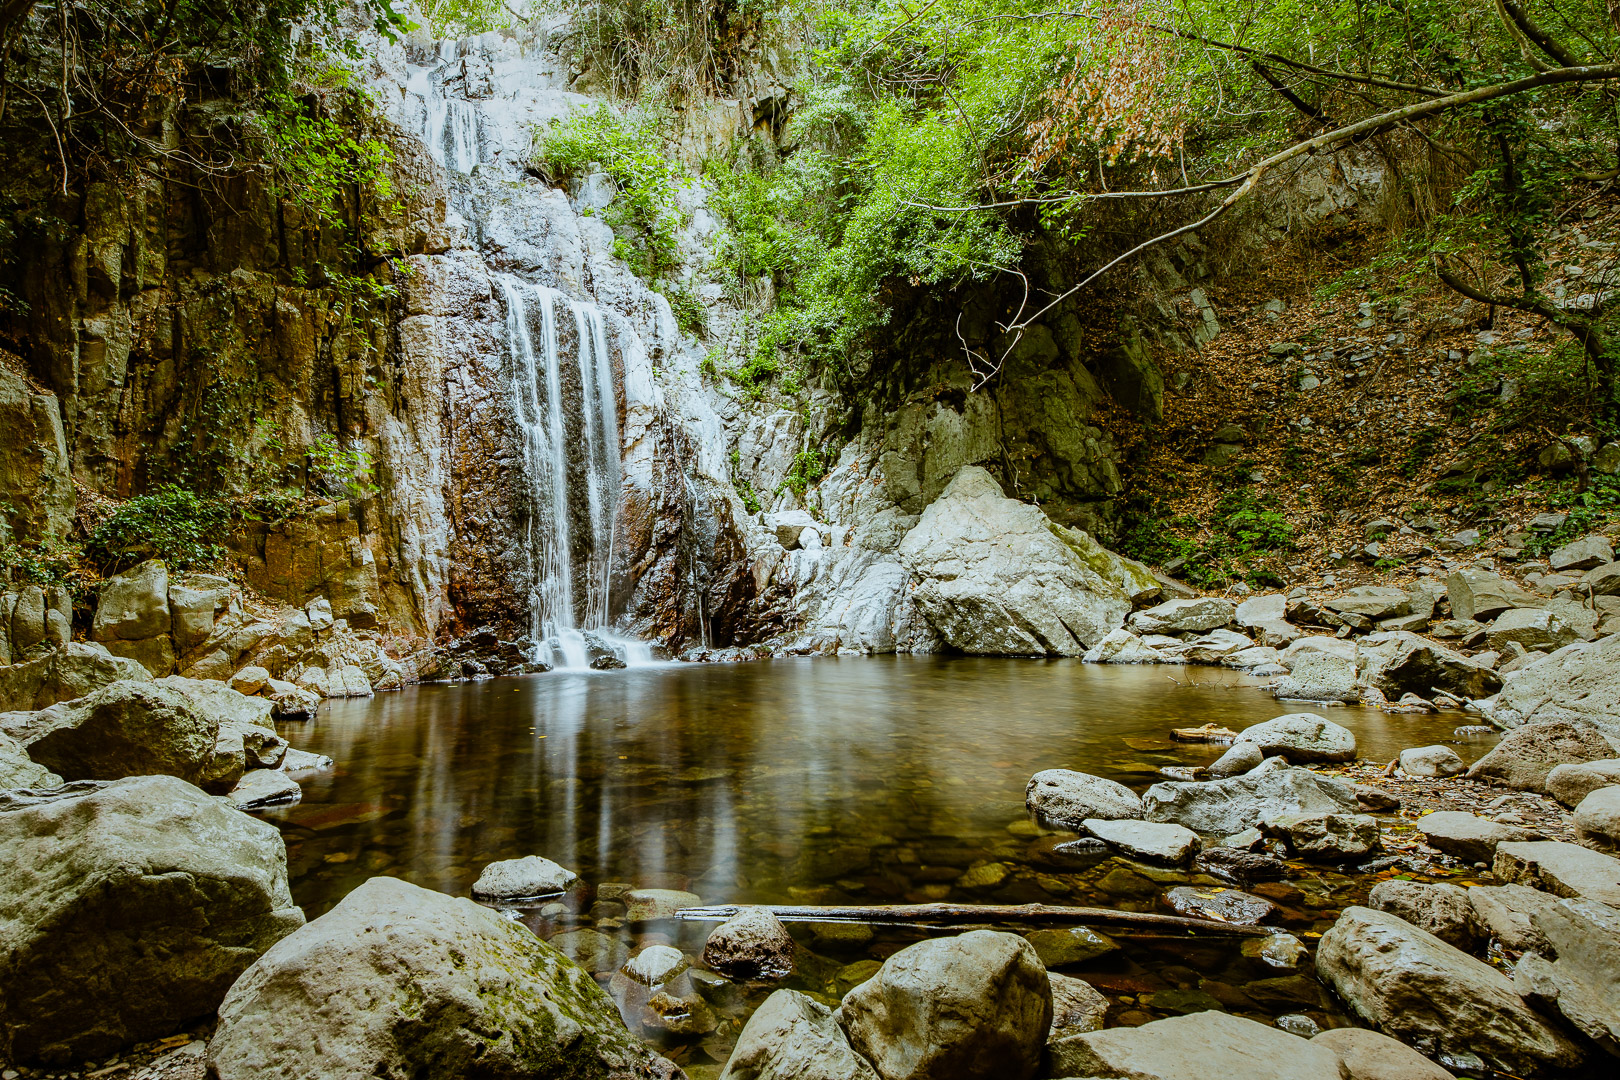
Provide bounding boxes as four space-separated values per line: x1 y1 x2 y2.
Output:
836 930 1052 1080
0 776 304 1065
208 876 679 1080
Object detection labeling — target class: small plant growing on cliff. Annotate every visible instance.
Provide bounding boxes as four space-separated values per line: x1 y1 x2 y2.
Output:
308 434 379 501
779 448 827 498
87 487 231 575
530 105 688 283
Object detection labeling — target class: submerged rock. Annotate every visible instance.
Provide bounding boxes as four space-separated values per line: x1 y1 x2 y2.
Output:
703 907 795 980
1142 766 1358 836
1164 885 1276 925
208 876 679 1080
1315 906 1585 1076
1049 1010 1348 1080
836 929 1051 1080
720 989 877 1080
470 854 578 900
0 776 303 1065
1026 769 1142 828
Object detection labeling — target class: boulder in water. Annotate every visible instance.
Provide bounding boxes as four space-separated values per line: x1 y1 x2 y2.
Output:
836 929 1050 1080
703 907 795 980
207 876 679 1080
470 854 578 900
0 776 304 1065
720 988 877 1080
1232 713 1357 763
1026 769 1142 828
3 680 219 784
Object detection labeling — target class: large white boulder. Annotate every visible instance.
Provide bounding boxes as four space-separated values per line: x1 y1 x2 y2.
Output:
208 876 679 1080
896 468 1140 654
1142 766 1359 836
1486 634 1620 736
1026 769 1142 829
0 776 303 1065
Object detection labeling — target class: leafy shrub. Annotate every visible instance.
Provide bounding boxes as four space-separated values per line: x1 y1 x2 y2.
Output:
779 448 828 497
531 105 688 282
87 487 231 575
308 434 379 500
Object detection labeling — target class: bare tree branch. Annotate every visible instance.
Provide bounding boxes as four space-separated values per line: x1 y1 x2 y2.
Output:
975 9 1449 97
994 62 1620 332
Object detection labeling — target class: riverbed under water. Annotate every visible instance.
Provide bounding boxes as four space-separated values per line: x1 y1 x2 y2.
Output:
267 657 1495 1074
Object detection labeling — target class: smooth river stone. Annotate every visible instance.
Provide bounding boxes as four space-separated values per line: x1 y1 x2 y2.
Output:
1082 818 1200 864
470 855 577 900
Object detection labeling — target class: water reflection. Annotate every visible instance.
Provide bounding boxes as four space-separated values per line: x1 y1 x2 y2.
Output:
270 657 1479 915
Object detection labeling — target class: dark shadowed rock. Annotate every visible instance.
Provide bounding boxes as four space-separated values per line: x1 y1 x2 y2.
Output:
703 908 795 980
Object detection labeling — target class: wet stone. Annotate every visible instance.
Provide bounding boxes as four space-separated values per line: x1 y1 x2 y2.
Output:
1164 886 1278 925
1024 927 1119 967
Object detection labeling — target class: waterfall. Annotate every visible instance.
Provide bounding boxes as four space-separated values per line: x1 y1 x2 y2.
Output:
424 94 480 173
499 275 648 670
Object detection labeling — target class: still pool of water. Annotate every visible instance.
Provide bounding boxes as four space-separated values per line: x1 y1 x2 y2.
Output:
267 657 1494 1074
269 656 1477 913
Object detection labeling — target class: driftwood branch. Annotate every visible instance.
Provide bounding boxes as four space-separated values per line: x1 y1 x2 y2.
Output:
674 902 1275 937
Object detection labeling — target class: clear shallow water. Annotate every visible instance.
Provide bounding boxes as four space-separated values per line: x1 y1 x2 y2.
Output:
269 656 1475 914
267 657 1493 1074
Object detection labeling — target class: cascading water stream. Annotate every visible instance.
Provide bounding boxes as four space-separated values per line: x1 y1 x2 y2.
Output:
400 39 657 670
498 275 649 669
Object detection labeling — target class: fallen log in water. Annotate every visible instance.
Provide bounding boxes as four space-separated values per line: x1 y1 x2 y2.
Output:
673 902 1274 937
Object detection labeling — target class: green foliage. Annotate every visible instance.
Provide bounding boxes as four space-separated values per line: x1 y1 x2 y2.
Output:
532 105 689 282
87 487 232 575
730 452 764 513
1523 472 1620 557
253 90 395 228
418 0 511 37
1118 487 1294 588
308 434 380 500
778 448 828 497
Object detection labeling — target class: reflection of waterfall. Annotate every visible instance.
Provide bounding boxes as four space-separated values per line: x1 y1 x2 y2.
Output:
499 275 650 669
